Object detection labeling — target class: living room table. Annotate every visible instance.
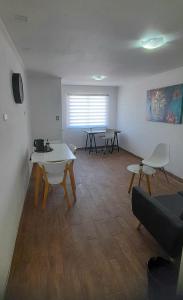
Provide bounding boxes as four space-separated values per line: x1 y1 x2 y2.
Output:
84 128 121 154
31 143 76 207
127 164 156 195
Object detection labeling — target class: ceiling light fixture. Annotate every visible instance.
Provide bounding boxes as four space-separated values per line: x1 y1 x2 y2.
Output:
141 36 166 49
92 75 107 81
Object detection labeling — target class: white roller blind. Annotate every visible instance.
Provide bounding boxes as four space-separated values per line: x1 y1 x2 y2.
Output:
67 94 109 128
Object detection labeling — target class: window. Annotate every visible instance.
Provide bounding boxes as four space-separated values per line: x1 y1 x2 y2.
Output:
67 94 109 128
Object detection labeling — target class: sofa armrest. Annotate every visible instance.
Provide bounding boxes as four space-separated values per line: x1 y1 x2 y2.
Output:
178 191 183 197
132 187 183 258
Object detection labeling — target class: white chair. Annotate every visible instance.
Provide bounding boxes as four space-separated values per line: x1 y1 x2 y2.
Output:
40 161 72 209
69 144 77 155
142 143 170 182
101 129 115 154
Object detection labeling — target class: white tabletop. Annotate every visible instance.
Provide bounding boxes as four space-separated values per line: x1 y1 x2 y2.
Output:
84 129 105 134
127 164 156 176
31 143 76 163
84 129 121 134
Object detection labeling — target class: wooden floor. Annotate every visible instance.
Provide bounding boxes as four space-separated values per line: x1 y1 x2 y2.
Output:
6 149 183 300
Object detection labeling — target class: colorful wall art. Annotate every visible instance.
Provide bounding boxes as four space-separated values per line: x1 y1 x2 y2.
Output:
146 84 183 124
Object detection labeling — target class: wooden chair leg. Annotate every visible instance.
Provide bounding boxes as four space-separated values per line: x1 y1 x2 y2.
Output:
63 182 72 209
146 175 151 195
71 166 76 190
128 173 135 194
42 182 49 209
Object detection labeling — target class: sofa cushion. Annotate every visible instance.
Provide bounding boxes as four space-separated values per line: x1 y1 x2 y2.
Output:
132 187 183 258
155 194 183 219
178 191 183 197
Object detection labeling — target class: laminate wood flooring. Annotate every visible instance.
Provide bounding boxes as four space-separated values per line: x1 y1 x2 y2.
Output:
6 149 183 300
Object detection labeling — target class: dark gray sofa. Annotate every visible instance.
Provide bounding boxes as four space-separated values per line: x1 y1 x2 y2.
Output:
132 187 183 258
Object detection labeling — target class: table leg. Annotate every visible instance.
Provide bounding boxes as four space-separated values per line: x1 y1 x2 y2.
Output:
111 135 115 153
93 134 97 154
89 133 93 154
85 133 89 151
110 139 113 153
116 132 119 152
128 173 135 194
34 163 41 207
68 162 76 202
146 175 151 195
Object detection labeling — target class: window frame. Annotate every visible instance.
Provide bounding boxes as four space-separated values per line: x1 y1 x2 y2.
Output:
66 93 109 129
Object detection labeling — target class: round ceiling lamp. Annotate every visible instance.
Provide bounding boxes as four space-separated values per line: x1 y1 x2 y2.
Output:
92 75 107 81
141 36 166 49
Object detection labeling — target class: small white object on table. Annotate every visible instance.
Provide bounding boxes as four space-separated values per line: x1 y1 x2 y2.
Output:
31 143 76 207
127 164 156 195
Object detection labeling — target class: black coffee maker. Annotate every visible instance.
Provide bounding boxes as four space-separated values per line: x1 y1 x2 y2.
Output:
34 139 45 152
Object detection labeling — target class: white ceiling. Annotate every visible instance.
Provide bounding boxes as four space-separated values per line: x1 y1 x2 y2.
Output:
0 0 183 85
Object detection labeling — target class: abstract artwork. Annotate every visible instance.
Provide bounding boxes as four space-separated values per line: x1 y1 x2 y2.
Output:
146 84 183 124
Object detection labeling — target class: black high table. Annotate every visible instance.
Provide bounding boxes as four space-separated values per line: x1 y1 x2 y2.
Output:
84 129 121 154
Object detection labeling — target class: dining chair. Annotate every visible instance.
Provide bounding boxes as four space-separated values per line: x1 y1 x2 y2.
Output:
40 161 72 209
101 129 115 154
142 143 170 182
69 144 77 155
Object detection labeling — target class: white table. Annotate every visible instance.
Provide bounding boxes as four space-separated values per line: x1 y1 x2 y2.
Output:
84 129 121 153
31 143 76 207
127 164 156 195
31 143 76 163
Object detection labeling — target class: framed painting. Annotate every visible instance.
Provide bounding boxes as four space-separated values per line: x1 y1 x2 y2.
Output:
146 84 183 124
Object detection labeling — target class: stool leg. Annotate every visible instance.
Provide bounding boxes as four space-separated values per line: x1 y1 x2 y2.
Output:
137 222 141 230
138 170 143 186
146 175 151 195
128 173 135 194
162 167 169 183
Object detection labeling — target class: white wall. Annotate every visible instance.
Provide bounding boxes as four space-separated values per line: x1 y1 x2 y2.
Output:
62 85 118 147
0 19 31 297
117 66 183 178
27 74 62 142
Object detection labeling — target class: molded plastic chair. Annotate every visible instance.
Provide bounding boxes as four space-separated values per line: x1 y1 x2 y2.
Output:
40 161 72 209
142 143 170 182
69 144 77 155
101 129 115 154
